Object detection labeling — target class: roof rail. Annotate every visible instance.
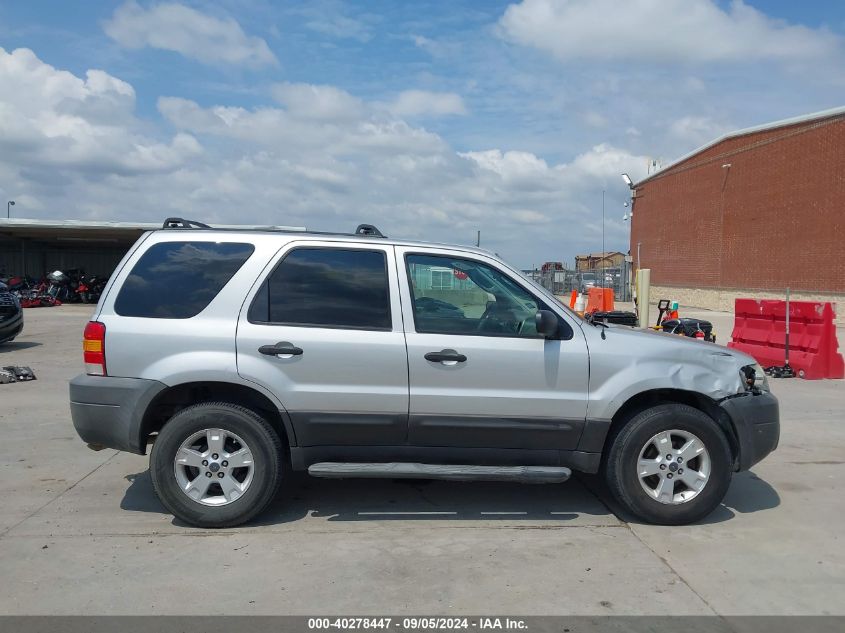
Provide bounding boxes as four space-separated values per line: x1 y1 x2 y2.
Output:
355 224 386 238
159 217 385 238
162 217 211 229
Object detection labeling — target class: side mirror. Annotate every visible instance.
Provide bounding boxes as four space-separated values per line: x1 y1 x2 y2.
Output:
535 310 559 338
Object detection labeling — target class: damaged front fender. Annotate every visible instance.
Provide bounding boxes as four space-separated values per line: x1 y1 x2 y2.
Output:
583 325 752 421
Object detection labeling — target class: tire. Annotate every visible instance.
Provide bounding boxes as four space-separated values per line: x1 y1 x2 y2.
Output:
150 402 283 528
603 403 732 525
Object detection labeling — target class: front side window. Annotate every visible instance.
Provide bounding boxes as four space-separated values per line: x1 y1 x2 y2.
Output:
115 241 254 319
406 254 544 338
249 247 391 330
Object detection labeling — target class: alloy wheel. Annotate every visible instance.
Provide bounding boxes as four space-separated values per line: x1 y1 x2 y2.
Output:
637 429 711 504
173 428 255 506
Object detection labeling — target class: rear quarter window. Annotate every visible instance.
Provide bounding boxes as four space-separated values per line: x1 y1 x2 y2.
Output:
114 241 254 319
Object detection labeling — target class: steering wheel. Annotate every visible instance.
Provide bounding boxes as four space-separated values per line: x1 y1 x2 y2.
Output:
477 304 520 334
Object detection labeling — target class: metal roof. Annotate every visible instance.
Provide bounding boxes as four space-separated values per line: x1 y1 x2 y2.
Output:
575 251 624 259
634 105 845 187
0 217 305 232
0 217 306 242
0 217 496 258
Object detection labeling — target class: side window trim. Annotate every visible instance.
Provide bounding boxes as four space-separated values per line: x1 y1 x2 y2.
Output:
113 240 255 319
402 250 574 341
403 251 542 339
247 244 394 332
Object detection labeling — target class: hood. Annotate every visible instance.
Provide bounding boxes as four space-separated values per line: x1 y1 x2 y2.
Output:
582 322 757 401
612 323 753 357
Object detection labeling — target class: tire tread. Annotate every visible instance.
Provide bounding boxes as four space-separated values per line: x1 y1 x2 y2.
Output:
150 401 283 528
604 403 732 525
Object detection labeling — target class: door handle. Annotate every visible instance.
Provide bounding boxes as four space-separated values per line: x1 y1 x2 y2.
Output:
259 342 303 357
424 349 467 363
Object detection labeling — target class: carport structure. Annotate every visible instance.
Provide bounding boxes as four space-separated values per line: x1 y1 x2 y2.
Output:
0 218 156 279
0 217 306 280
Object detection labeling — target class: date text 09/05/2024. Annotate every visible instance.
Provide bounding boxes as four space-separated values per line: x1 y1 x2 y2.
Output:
307 618 528 630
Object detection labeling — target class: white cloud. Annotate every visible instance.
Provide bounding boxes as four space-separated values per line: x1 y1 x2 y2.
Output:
157 93 447 157
498 0 842 64
2 46 648 265
669 116 733 148
388 90 467 117
0 47 201 176
411 35 461 59
305 14 372 42
103 1 277 67
582 111 607 128
271 82 365 121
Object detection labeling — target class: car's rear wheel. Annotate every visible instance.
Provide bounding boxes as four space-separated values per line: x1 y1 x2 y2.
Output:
604 403 732 525
150 402 283 528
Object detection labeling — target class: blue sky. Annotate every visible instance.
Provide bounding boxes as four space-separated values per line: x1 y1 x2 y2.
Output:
1 1 843 266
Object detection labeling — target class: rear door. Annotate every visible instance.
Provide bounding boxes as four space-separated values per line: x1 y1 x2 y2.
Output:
236 241 409 446
396 246 589 450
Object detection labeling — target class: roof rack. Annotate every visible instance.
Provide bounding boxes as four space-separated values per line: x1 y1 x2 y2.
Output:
160 217 387 238
162 217 211 229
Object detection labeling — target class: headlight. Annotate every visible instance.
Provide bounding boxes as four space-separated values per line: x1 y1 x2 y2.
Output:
740 362 769 392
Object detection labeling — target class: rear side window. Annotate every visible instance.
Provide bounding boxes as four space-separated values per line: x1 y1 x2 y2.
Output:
248 247 391 330
115 241 254 319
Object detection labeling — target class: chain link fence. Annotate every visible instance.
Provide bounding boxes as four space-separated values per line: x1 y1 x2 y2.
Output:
529 263 633 302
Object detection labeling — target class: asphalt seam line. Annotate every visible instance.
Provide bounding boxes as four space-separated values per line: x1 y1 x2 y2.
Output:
575 474 722 617
0 450 120 540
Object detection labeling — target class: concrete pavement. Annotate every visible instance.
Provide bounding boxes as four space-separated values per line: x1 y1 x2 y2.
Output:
0 305 842 615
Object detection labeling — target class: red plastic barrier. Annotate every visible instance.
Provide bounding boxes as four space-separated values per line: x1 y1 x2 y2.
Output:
585 287 614 314
728 299 844 380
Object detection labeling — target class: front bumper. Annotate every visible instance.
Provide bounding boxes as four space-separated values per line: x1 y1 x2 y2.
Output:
719 391 780 471
69 374 167 454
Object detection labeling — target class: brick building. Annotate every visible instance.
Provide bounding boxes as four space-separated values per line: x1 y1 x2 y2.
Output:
629 106 845 316
574 251 625 271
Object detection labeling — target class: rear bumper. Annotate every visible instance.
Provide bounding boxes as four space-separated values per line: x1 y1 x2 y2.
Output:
69 374 167 454
0 311 23 342
719 391 780 471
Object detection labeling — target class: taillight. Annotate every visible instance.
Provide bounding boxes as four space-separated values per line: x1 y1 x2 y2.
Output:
83 321 107 376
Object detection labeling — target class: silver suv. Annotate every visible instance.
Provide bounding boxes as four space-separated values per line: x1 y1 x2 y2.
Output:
70 219 779 527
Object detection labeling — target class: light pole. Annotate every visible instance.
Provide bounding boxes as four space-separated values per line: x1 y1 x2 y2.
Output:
622 202 633 300
6 200 14 219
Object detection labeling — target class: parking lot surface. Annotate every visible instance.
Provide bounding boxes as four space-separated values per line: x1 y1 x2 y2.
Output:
1 305 843 615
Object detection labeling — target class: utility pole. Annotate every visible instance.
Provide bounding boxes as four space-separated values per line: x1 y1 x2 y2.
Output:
601 189 605 290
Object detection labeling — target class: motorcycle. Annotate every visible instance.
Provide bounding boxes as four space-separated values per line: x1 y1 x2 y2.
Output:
77 273 108 304
47 268 90 303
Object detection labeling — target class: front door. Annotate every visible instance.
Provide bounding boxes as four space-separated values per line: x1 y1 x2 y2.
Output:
396 247 589 450
237 241 409 446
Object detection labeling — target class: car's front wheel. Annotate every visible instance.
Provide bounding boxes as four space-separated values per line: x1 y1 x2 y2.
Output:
604 403 732 525
150 402 283 528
